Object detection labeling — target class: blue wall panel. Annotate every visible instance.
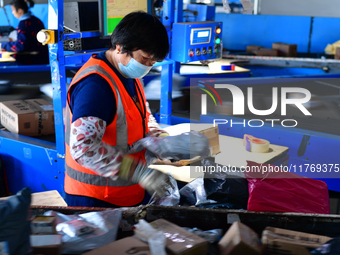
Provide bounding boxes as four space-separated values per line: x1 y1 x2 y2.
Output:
310 17 340 53
216 13 311 52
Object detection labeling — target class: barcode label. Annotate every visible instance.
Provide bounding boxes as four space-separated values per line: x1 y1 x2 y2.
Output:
0 242 9 255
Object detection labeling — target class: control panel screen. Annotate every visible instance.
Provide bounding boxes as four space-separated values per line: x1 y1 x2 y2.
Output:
191 27 212 45
197 31 209 38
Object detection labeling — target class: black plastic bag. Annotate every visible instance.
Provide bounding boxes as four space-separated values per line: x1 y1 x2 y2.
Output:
179 177 216 206
202 159 249 209
311 237 340 255
196 202 245 210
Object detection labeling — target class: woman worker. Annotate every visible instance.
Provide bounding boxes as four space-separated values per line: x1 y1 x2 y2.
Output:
0 0 48 65
65 11 176 207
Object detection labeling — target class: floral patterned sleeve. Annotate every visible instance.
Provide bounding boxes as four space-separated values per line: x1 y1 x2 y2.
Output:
69 116 124 178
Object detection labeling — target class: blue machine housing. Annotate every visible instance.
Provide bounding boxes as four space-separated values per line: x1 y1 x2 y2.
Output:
183 4 216 22
171 21 222 63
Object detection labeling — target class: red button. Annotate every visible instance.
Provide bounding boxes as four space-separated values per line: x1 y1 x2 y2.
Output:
189 51 194 57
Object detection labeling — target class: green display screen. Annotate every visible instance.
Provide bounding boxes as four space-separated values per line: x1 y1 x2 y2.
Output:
101 0 150 37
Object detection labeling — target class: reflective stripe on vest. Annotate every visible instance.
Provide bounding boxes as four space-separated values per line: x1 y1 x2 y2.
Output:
65 143 135 187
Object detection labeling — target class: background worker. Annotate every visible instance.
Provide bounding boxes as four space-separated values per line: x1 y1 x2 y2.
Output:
65 11 207 208
0 0 48 65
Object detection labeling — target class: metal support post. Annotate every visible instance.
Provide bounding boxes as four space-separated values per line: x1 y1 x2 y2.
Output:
159 61 174 125
48 0 67 192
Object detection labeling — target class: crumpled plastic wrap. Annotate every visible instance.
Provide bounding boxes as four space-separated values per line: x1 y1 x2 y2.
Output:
311 237 340 254
182 227 223 243
179 177 216 206
129 131 212 162
57 219 97 237
134 219 167 255
148 173 180 206
44 209 121 254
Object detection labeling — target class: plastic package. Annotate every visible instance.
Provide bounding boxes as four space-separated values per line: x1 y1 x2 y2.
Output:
202 159 249 209
311 237 340 254
182 227 223 243
222 0 231 10
179 177 216 206
57 219 97 237
134 219 166 255
129 131 212 162
240 0 254 14
148 173 180 206
48 209 122 254
246 161 330 214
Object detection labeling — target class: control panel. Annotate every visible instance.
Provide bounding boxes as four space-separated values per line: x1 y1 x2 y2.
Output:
171 21 222 63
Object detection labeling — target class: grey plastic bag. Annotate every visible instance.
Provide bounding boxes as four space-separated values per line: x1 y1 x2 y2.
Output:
129 131 212 161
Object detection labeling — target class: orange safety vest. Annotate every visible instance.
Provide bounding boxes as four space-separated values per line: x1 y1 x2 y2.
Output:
64 56 150 206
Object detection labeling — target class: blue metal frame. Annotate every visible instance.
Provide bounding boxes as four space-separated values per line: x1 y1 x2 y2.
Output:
63 32 101 40
0 65 50 73
158 59 174 125
47 0 67 197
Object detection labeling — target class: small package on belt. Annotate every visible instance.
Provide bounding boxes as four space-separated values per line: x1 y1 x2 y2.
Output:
30 235 62 255
218 221 262 255
272 42 297 57
149 218 208 255
262 227 332 255
31 216 57 235
0 98 54 136
57 219 97 237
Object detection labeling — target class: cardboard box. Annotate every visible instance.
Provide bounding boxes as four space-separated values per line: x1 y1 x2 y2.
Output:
30 235 62 255
150 219 208 255
199 126 220 156
262 227 332 255
272 42 297 57
82 237 155 255
335 47 340 60
0 99 54 136
218 222 262 255
31 216 57 235
253 48 279 56
246 45 263 53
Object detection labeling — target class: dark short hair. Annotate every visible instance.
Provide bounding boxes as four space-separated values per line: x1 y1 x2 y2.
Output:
11 0 34 13
110 11 169 61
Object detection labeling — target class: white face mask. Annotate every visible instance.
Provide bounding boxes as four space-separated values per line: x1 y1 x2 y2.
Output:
118 55 153 79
